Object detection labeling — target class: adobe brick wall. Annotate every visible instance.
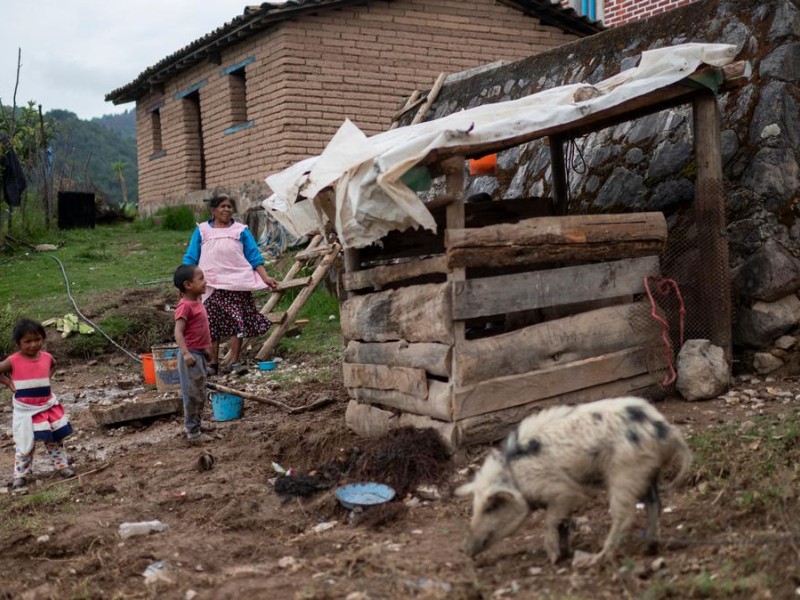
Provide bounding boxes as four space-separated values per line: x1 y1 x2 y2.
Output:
135 0 581 214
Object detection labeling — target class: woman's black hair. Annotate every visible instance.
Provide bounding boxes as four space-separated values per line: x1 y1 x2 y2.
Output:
173 264 197 292
13 318 46 344
208 194 237 212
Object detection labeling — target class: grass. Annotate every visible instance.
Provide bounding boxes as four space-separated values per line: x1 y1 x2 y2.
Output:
0 220 343 360
0 487 72 533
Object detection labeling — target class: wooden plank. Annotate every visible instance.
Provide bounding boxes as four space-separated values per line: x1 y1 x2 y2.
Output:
276 276 312 291
348 379 453 421
452 256 659 320
260 234 323 316
344 340 452 378
549 135 568 214
340 282 453 344
456 372 658 446
342 255 448 292
91 396 181 426
345 400 458 453
455 299 657 387
411 72 447 125
266 311 286 325
342 363 429 399
454 347 650 420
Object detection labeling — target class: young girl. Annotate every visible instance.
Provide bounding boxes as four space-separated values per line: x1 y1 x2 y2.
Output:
0 318 74 489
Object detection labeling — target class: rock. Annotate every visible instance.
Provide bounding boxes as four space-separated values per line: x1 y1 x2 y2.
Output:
753 352 784 374
741 148 800 210
775 335 797 350
595 167 643 210
34 244 58 252
760 43 800 81
733 239 800 301
647 139 691 179
735 294 800 348
649 179 694 210
676 340 730 401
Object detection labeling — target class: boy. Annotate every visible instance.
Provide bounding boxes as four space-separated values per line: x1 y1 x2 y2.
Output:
173 264 214 443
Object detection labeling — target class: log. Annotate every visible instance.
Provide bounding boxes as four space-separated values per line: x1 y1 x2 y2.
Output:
446 212 667 269
452 256 659 320
345 400 458 453
340 282 453 344
456 372 658 446
344 340 452 378
342 363 429 399
348 379 453 421
206 382 333 414
455 300 657 387
454 347 651 419
260 234 323 316
342 255 448 292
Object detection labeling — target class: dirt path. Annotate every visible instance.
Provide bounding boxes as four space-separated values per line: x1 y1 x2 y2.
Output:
1 359 798 599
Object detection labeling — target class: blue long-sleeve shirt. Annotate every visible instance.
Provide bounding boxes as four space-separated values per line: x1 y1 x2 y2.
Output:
182 220 264 268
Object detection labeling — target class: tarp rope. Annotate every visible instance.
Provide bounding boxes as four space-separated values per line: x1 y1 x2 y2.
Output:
644 276 685 386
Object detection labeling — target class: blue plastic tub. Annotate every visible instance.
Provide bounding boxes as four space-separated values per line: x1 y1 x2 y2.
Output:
258 360 277 371
211 392 243 422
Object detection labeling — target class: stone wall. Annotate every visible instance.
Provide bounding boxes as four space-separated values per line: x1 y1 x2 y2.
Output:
422 0 800 371
134 0 581 215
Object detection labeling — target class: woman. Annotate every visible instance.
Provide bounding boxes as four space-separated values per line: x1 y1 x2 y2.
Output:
182 195 278 375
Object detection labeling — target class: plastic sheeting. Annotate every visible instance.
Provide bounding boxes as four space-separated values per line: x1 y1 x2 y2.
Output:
263 43 737 249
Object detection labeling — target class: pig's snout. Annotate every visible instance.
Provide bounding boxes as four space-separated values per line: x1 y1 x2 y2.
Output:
461 534 487 557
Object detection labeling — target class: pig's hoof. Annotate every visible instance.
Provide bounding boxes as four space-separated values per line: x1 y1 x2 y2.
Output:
571 550 598 569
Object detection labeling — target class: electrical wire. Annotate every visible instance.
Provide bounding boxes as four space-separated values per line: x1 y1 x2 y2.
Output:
2 252 142 364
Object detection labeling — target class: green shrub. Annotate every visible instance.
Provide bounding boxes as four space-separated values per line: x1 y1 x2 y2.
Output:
0 304 22 356
157 205 198 231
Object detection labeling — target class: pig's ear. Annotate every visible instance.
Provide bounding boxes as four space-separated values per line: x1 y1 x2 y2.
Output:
454 482 476 496
484 489 517 513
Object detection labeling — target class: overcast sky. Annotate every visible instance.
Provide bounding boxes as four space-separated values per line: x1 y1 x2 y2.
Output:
0 0 250 120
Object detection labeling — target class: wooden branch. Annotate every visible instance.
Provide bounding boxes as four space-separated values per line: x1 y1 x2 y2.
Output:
411 72 447 125
40 462 112 490
452 256 660 320
206 382 333 414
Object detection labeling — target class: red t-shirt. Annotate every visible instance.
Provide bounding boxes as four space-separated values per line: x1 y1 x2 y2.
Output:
175 298 211 351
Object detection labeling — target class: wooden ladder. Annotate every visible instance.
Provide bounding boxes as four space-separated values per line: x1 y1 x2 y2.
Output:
255 235 341 360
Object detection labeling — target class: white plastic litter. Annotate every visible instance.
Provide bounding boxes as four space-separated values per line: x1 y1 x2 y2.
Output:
118 520 170 539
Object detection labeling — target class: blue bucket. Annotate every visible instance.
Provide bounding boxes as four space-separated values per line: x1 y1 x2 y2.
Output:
211 392 243 422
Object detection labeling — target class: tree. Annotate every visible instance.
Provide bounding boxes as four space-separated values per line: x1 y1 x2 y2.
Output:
111 160 128 204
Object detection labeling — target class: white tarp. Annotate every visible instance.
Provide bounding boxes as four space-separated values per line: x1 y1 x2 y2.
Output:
263 43 736 248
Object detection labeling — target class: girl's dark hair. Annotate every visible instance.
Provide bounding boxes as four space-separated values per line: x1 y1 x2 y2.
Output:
173 264 197 292
13 318 46 344
208 194 237 212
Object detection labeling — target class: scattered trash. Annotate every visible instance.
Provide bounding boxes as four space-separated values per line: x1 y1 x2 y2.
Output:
36 535 50 543
312 521 337 533
142 560 173 586
185 591 198 600
118 520 170 539
42 313 95 338
415 485 440 500
335 482 396 510
529 567 543 576
278 556 303 573
403 578 453 595
272 461 288 475
651 557 666 571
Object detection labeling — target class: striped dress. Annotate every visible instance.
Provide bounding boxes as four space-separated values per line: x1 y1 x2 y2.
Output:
10 351 72 442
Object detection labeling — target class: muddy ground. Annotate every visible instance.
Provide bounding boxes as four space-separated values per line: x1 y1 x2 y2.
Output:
1 351 800 599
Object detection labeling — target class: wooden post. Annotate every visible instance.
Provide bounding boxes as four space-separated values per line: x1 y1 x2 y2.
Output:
549 134 568 215
443 155 465 422
343 247 360 300
692 93 732 362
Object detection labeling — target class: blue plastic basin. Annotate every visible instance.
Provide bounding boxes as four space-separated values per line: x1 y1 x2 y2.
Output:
335 482 396 510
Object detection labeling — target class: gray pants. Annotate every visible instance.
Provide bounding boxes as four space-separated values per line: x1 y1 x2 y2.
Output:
178 350 207 437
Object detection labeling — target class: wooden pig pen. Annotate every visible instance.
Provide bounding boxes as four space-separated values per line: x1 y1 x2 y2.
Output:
339 60 746 451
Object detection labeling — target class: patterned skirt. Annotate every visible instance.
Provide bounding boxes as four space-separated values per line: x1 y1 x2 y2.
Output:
204 289 272 341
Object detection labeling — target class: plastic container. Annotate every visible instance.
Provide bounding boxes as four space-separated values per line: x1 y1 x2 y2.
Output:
335 482 396 510
258 360 277 371
211 392 243 422
468 153 497 175
140 354 156 385
152 344 181 393
118 520 170 539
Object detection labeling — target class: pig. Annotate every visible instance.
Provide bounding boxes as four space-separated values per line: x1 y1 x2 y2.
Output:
455 396 692 568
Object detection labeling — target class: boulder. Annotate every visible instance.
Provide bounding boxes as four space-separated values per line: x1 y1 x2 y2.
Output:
676 339 730 401
753 352 784 374
734 293 800 348
733 239 800 301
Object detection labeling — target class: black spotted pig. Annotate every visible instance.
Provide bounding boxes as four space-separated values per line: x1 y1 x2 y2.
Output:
456 396 692 568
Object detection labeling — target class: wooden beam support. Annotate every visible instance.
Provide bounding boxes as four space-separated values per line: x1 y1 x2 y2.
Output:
344 340 452 378
343 363 429 399
342 255 448 292
548 135 568 215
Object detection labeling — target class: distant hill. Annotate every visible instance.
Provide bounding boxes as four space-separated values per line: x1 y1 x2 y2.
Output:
92 109 136 140
48 109 137 206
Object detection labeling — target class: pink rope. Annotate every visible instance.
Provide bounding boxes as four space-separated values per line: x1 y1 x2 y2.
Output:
644 276 686 386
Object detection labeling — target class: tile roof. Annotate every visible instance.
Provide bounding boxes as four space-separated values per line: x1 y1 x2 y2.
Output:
105 0 603 104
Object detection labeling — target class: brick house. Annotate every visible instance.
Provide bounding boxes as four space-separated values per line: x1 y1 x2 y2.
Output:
105 0 600 214
561 0 698 26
